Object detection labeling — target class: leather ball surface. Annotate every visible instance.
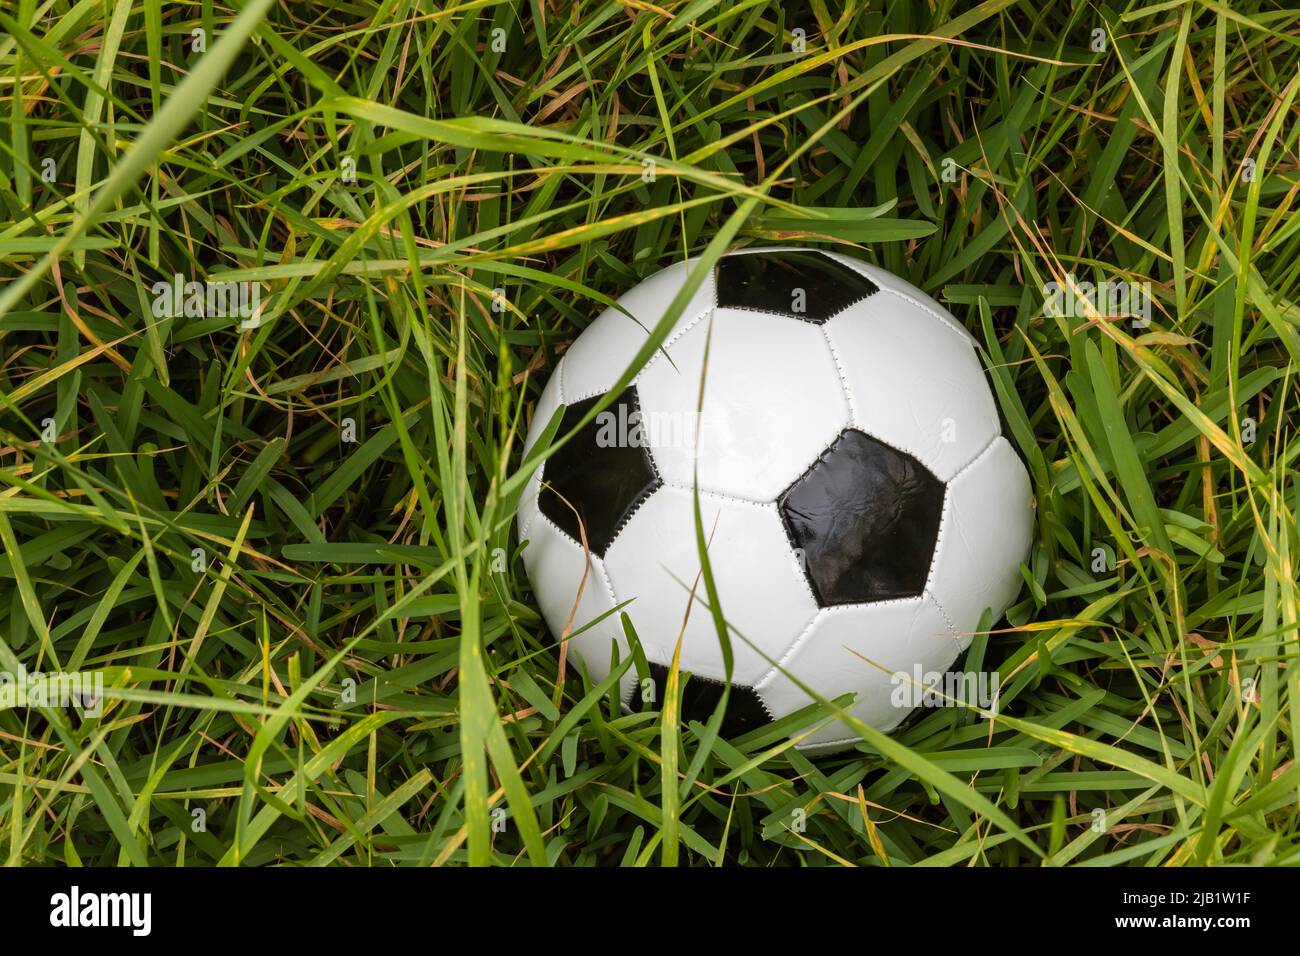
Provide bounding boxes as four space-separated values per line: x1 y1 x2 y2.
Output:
517 247 1033 752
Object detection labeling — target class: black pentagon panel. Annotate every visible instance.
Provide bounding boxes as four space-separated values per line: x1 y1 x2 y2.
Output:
779 429 945 606
629 662 771 737
715 250 879 323
538 386 660 556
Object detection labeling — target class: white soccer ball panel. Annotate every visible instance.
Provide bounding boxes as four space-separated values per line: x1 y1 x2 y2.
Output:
928 436 1033 644
754 595 959 748
822 252 976 345
635 308 850 501
520 512 626 689
602 483 820 686
560 260 715 403
825 294 1000 481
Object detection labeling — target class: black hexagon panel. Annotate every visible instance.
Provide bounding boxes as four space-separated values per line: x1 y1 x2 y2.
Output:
779 429 946 606
538 386 660 556
715 250 879 323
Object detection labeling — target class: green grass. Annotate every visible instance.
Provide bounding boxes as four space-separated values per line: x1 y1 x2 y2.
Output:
0 0 1298 867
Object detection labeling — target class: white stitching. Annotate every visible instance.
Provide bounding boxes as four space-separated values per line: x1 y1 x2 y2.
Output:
640 304 713 375
926 589 959 636
609 481 819 604
644 483 822 611
562 305 715 406
717 300 873 323
823 251 975 344
820 594 928 611
922 433 1001 594
949 431 1002 485
922 487 951 598
518 473 542 541
820 324 858 426
659 479 773 509
534 508 622 618
595 555 620 615
881 287 975 345
603 478 661 546
752 608 821 691
751 593 932 694
822 416 932 485
820 294 997 477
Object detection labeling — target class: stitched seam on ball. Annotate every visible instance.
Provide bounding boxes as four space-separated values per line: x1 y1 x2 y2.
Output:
779 427 846 501
632 629 775 711
659 480 773 510
639 400 668 491
656 484 820 608
779 423 935 504
535 507 622 626
565 305 716 407
880 287 973 344
608 557 783 718
583 540 625 702
927 590 959 636
595 560 621 625
943 421 1002 487
949 430 1002 486
635 304 713 378
774 437 846 609
535 507 574 550
597 561 643 713
540 387 663 549
518 476 542 541
555 353 568 406
840 292 987 474
820 324 858 426
605 391 663 545
776 413 886 505
774 509 823 607
636 387 663 481
826 594 924 610
605 478 661 549
720 300 873 324
752 608 821 691
922 486 951 597
674 671 779 725
534 492 610 563
922 434 1000 595
786 423 934 500
664 668 778 725
870 429 928 476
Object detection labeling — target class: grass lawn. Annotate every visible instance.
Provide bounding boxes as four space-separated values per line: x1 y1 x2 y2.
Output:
0 0 1297 867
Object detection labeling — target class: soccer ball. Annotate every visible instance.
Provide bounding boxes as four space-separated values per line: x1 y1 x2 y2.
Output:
517 248 1033 752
